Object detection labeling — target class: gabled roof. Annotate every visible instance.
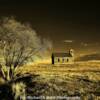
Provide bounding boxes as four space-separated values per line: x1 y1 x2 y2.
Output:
52 53 72 57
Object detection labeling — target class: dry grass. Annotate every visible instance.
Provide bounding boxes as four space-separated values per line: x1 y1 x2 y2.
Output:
17 61 100 81
1 61 100 99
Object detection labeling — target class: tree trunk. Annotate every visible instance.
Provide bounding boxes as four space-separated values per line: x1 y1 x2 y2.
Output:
1 65 15 81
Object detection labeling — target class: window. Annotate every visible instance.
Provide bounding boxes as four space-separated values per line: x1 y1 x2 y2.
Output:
67 58 69 62
58 58 60 62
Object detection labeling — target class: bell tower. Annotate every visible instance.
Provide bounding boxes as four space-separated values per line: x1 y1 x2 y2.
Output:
69 49 74 57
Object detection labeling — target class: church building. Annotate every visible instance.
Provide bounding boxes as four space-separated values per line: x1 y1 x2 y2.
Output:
51 49 74 64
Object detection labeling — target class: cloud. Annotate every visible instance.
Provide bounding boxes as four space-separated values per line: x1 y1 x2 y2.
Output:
81 42 99 47
63 40 73 43
81 42 88 47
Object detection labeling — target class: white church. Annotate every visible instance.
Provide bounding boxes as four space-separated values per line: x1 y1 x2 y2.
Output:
51 49 74 64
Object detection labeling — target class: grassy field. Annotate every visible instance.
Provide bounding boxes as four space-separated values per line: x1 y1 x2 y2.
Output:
18 61 100 81
0 61 100 99
15 61 100 99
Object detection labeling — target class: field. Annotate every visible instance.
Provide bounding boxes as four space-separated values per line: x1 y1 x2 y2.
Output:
15 61 100 99
0 61 100 99
18 61 100 80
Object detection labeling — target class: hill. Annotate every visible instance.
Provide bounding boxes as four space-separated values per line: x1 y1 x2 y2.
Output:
75 53 100 61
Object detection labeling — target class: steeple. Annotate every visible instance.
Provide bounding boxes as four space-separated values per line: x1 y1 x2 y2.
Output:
69 49 74 57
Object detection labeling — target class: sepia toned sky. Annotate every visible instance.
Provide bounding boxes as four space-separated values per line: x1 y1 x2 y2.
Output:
0 0 98 56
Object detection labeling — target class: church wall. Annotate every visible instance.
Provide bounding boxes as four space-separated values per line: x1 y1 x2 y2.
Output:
54 57 74 64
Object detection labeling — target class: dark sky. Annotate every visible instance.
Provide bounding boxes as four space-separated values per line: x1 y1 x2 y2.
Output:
0 0 98 56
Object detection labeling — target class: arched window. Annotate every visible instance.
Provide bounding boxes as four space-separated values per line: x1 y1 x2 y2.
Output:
67 58 69 62
58 58 60 62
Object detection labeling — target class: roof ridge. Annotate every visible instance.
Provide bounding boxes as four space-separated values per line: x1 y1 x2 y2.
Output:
52 52 72 57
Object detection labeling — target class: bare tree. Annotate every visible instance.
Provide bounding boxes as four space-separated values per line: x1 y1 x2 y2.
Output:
0 17 52 81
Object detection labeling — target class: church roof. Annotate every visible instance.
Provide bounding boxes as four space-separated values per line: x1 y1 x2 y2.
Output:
52 53 72 57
